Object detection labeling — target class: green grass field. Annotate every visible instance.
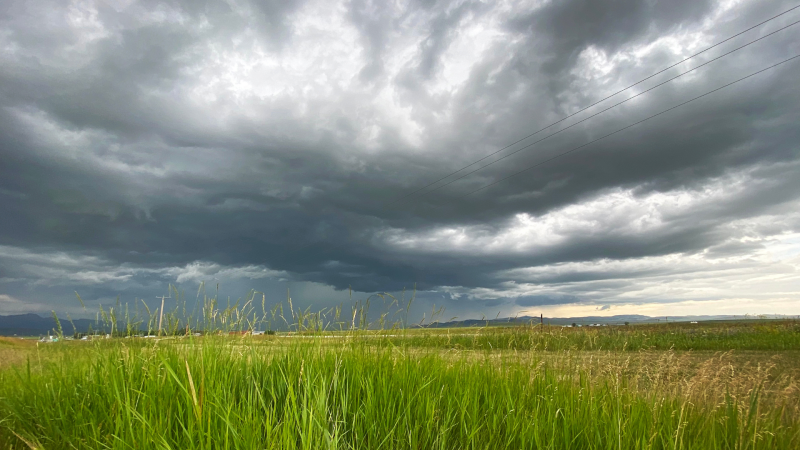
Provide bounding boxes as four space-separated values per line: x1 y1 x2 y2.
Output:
1 322 799 449
1 293 799 449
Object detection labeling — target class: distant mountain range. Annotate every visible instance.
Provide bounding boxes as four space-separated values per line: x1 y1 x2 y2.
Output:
0 313 793 336
416 314 792 328
0 313 100 336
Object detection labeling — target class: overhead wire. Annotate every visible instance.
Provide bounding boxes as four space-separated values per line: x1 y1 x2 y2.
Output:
274 52 799 270
409 18 800 200
266 5 800 274
460 54 800 198
388 4 800 205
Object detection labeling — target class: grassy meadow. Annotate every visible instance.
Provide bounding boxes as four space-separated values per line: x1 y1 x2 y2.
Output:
1 294 799 449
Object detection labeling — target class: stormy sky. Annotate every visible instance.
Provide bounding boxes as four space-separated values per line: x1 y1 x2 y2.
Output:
1 0 799 321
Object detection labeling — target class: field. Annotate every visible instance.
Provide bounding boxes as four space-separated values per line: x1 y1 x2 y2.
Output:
1 318 800 449
2 287 800 450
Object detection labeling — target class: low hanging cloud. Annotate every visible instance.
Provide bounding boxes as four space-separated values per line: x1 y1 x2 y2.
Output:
0 0 799 319
165 262 288 284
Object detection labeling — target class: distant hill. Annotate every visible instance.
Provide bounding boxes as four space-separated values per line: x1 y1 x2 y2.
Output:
0 313 99 336
0 313 792 336
417 314 789 328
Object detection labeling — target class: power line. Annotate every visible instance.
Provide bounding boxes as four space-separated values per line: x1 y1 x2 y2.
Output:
411 18 799 199
269 9 800 273
389 4 800 205
459 54 799 198
270 52 796 289
273 54 797 271
276 52 798 270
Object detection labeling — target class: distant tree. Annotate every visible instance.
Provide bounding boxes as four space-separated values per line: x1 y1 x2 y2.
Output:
571 323 577 328
624 321 630 326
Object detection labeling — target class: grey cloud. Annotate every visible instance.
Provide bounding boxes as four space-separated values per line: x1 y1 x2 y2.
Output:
516 295 580 308
1 0 799 319
348 0 393 82
508 0 716 76
704 240 765 258
401 1 483 82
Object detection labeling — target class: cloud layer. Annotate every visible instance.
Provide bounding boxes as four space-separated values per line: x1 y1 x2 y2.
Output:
1 0 799 319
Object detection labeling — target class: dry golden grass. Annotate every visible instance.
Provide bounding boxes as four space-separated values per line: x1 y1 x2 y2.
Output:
379 346 800 423
0 337 37 370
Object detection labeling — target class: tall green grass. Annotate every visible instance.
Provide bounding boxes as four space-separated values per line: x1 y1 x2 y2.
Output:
3 288 799 449
1 337 798 449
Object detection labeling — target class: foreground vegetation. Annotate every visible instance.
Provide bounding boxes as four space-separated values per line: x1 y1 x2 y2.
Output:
1 290 799 448
1 333 799 448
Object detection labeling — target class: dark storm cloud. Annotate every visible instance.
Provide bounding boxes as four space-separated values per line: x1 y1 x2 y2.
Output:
1 0 799 318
